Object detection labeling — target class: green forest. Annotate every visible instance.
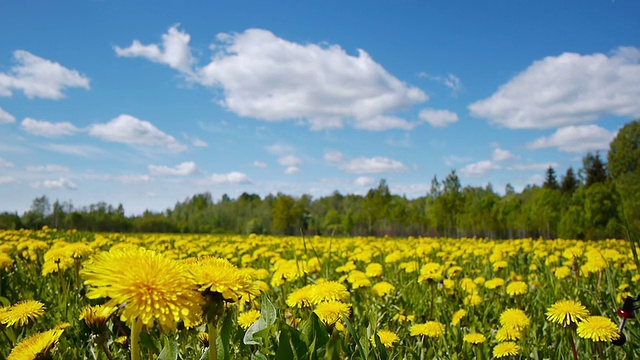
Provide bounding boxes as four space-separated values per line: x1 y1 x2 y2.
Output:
3 120 639 240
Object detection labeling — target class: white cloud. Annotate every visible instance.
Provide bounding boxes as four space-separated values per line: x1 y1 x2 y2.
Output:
266 143 295 155
419 108 459 127
526 174 545 187
0 157 14 167
206 172 251 185
148 161 199 176
323 151 344 163
183 133 208 147
89 114 187 152
284 166 300 174
492 148 518 162
278 155 303 167
252 161 267 168
123 27 428 131
508 162 559 171
341 156 407 174
26 164 69 172
116 175 152 184
354 176 376 187
0 50 90 99
526 125 617 153
418 73 462 95
459 160 500 178
33 177 77 190
115 24 194 73
44 144 104 157
0 107 15 124
469 47 640 129
21 117 79 137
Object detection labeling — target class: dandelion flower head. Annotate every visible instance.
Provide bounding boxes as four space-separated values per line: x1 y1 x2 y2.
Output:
493 341 520 358
576 316 620 342
1 300 45 327
370 329 399 348
7 328 64 360
546 300 589 327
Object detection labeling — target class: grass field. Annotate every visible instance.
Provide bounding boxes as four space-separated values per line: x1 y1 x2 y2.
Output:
0 227 638 359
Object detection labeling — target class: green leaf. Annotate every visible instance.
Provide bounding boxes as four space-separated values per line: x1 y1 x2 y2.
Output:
341 314 367 360
252 351 268 360
373 333 388 360
243 296 277 346
139 331 160 355
219 310 233 360
261 296 277 326
275 327 294 360
157 337 179 360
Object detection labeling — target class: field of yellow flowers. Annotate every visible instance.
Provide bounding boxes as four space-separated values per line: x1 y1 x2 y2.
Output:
0 227 638 359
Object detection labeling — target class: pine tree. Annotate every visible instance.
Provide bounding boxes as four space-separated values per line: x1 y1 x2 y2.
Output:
543 166 559 190
560 167 579 195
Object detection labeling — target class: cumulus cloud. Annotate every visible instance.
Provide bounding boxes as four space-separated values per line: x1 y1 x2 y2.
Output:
354 176 376 187
120 27 428 131
469 47 640 129
284 166 300 175
89 114 187 152
0 107 15 124
115 24 194 73
0 177 17 185
419 108 459 127
341 156 407 174
26 164 69 172
148 161 199 176
21 118 79 137
183 133 208 147
32 177 77 190
206 172 251 185
324 151 344 163
459 160 500 178
0 50 90 99
526 125 617 153
252 161 267 168
508 162 559 171
492 148 518 162
0 157 14 167
43 144 104 157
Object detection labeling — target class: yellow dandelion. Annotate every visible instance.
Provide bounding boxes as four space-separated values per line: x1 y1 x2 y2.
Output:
464 293 483 307
286 285 315 308
7 328 64 360
188 256 259 303
553 266 572 280
418 262 443 282
499 309 530 331
576 316 620 342
370 329 399 348
311 281 350 304
463 332 487 344
365 263 383 277
2 300 45 327
81 247 203 330
492 260 508 272
79 304 116 332
371 281 395 297
492 341 520 358
546 300 589 327
409 321 445 338
197 332 209 347
506 281 528 296
495 326 522 341
238 310 261 329
484 277 505 289
0 252 13 270
314 301 351 326
452 309 467 326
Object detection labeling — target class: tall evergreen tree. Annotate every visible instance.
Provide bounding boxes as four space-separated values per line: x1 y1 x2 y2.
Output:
583 152 607 187
543 166 559 190
560 167 579 195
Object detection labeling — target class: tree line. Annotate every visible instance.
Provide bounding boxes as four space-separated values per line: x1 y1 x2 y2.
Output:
2 120 639 240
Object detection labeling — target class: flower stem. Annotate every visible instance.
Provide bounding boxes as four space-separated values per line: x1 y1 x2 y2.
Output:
130 319 142 360
568 330 578 360
208 321 218 360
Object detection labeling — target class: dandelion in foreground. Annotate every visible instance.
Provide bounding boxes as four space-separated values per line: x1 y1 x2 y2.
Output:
6 328 64 360
410 321 445 338
370 329 400 348
546 300 589 327
576 316 620 342
463 332 487 344
371 281 395 297
1 300 45 327
79 304 116 333
314 301 351 326
499 308 530 331
451 309 467 326
493 341 520 358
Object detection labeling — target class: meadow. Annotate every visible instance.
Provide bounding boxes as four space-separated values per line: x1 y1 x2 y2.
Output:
0 227 638 359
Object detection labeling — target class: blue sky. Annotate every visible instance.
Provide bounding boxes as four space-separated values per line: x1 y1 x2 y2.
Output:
1 1 638 215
